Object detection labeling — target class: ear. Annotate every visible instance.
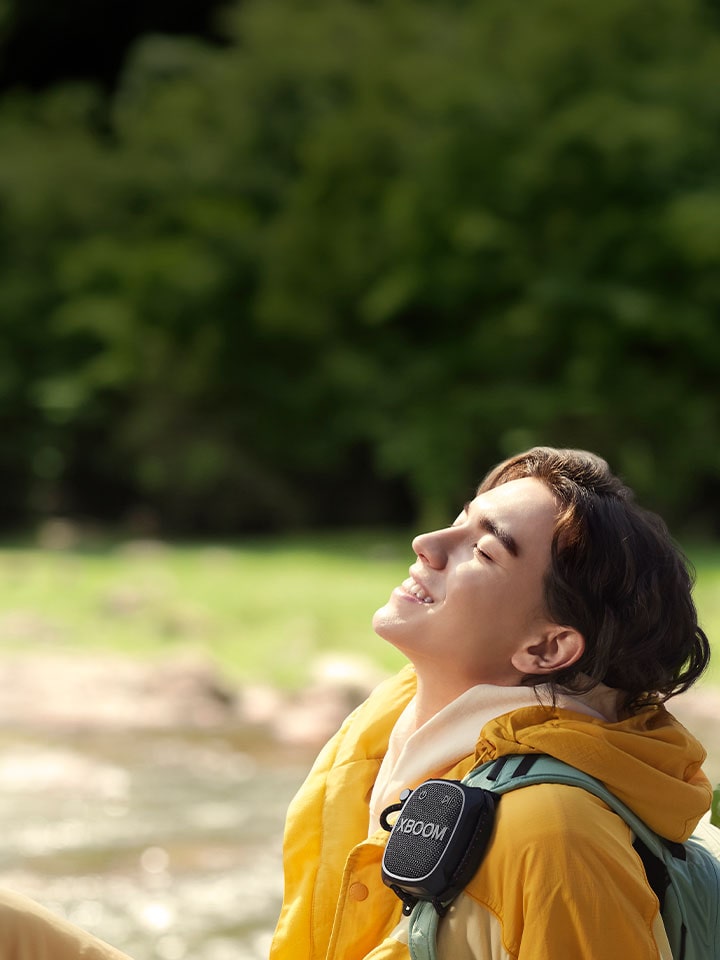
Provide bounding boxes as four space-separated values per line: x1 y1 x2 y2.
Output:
511 625 585 676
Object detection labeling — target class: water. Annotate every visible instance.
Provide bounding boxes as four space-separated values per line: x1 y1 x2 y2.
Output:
0 727 315 960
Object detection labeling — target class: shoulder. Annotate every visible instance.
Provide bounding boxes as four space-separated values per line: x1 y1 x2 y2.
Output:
482 781 638 873
496 780 630 844
457 783 663 959
465 780 654 910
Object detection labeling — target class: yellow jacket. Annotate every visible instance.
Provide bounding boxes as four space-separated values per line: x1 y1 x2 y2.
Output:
270 665 711 960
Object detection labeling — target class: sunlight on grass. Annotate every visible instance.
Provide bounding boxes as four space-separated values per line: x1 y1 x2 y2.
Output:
0 533 717 690
0 533 412 688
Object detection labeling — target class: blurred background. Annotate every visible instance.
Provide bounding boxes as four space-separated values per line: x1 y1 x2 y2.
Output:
0 0 719 957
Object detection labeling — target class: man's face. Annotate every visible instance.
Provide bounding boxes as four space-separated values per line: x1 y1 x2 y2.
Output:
372 477 559 688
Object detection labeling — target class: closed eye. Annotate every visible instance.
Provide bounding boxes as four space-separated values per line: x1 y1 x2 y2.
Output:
473 544 495 562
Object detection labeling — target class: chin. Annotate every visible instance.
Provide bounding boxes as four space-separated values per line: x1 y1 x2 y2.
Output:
371 601 406 639
373 610 422 663
371 604 392 637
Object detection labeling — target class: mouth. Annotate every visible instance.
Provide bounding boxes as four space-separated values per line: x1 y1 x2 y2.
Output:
398 574 434 604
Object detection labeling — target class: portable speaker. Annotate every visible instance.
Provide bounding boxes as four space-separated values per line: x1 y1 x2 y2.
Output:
381 778 496 915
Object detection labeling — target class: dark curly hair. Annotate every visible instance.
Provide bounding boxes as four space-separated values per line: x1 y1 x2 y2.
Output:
479 447 710 714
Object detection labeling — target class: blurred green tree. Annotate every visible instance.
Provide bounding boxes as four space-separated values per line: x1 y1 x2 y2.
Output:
0 0 719 533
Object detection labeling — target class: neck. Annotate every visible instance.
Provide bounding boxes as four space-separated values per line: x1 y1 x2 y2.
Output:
412 661 528 729
412 674 474 729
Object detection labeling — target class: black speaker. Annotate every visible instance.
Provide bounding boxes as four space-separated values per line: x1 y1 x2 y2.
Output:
381 778 496 915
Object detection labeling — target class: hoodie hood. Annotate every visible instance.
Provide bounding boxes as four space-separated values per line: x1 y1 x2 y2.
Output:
477 703 711 842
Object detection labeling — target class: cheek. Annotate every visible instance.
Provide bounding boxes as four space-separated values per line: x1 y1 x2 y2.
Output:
448 584 500 630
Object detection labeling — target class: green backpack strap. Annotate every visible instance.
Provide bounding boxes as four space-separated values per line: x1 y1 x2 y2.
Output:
407 905 441 960
408 753 672 960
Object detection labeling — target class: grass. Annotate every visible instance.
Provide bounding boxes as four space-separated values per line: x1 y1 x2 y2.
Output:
0 531 411 688
0 531 717 690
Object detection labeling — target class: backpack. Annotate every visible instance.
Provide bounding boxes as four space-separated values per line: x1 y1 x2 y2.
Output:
388 753 720 960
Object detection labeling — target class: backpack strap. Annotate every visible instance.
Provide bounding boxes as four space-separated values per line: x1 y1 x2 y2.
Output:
408 753 675 960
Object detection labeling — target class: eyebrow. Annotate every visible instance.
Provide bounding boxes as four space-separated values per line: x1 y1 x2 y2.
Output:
462 502 520 558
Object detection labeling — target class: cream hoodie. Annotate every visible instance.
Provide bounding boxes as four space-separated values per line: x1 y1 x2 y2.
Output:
368 682 612 834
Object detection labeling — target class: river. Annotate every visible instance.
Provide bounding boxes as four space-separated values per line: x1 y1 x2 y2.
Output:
0 726 315 960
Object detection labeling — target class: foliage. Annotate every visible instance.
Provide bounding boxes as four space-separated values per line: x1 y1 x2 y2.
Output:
0 0 719 532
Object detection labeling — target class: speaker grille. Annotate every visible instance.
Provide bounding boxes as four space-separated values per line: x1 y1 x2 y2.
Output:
383 781 463 880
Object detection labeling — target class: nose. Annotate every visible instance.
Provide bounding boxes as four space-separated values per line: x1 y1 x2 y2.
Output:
412 529 448 569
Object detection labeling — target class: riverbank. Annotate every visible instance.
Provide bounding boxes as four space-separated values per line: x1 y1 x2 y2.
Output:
0 651 387 746
0 652 718 775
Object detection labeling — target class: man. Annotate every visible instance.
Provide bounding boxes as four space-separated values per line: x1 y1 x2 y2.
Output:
270 447 712 959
